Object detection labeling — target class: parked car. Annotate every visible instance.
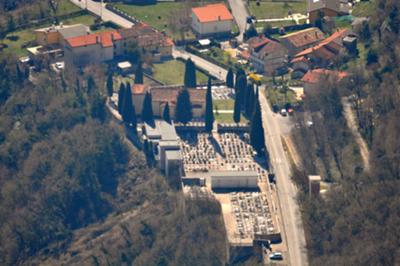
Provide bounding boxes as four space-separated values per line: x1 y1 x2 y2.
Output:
269 252 283 260
280 109 287 116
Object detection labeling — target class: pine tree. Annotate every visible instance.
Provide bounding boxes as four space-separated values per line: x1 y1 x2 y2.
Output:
118 83 126 114
163 102 171 123
106 73 113 97
250 96 265 155
134 62 144 84
175 88 192 124
226 68 234 88
141 91 154 123
205 77 214 133
184 58 197 88
235 67 246 86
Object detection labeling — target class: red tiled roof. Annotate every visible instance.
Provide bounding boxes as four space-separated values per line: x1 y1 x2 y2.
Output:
119 23 173 48
302 68 348 84
247 36 286 57
131 84 149 94
150 86 206 104
291 56 309 64
192 3 233 23
280 27 325 48
294 28 349 60
66 31 122 48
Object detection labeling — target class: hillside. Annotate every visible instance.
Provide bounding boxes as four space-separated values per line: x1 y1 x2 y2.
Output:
0 55 226 265
291 0 400 265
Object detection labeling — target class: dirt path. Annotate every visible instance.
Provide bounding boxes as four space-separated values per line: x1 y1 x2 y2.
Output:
342 98 370 172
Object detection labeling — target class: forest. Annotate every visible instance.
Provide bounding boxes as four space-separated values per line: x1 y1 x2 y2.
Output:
291 0 400 265
0 53 226 265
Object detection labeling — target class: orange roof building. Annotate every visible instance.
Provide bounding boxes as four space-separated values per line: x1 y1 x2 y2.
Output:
302 68 348 89
191 3 234 37
66 31 122 48
292 28 350 66
279 27 325 56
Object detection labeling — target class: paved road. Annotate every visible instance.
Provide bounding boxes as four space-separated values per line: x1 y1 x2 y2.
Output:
259 86 308 266
173 47 228 80
227 0 249 42
69 0 133 28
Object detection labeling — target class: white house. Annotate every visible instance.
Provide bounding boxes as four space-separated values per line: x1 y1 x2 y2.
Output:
191 3 234 37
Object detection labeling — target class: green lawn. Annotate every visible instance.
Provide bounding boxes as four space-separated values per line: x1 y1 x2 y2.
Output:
214 99 234 110
249 1 306 19
1 30 36 57
0 14 114 57
214 113 248 124
351 1 375 17
54 0 81 16
264 86 297 108
152 60 209 85
202 47 239 68
112 3 194 39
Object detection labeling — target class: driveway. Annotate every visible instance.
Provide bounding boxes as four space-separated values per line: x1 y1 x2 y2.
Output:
227 0 249 42
69 0 134 28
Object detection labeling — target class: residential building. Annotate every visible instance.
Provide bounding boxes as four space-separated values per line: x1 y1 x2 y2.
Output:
246 35 288 75
301 68 348 92
279 27 325 56
307 0 348 24
291 56 311 73
131 85 206 119
35 23 89 46
64 31 123 66
292 28 350 68
119 23 173 62
191 3 234 37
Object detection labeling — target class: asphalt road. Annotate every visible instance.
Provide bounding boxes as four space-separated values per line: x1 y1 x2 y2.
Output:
173 46 228 81
227 0 249 42
69 0 134 28
259 86 308 266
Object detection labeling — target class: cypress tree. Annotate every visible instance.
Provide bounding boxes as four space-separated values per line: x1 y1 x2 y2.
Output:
118 83 126 114
122 83 136 129
134 62 144 84
250 95 265 155
184 58 197 88
163 102 171 123
233 92 241 124
141 91 154 123
175 88 192 124
226 68 234 88
245 83 254 118
205 77 214 133
236 67 246 85
106 73 113 97
235 75 247 110
87 75 96 94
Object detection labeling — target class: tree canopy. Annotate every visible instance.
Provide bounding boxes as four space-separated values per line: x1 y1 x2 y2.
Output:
175 88 192 124
184 58 197 88
205 78 214 133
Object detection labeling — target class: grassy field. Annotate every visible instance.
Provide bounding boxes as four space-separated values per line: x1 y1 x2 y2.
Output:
265 86 297 108
214 112 248 124
0 14 115 57
152 60 209 85
214 99 234 110
249 1 307 19
54 0 81 15
112 3 195 39
351 0 375 17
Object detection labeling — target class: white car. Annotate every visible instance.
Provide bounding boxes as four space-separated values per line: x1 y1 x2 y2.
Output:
269 252 283 260
55 62 64 70
280 109 287 116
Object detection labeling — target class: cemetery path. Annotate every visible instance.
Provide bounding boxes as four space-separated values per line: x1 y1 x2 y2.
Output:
259 87 308 266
